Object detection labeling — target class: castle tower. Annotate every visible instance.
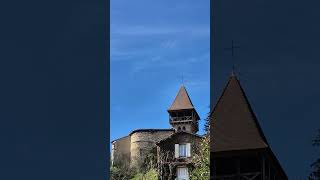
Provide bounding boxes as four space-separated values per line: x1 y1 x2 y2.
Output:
168 85 200 134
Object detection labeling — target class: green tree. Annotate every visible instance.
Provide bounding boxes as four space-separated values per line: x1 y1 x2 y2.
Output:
110 146 158 180
110 154 133 180
190 114 210 180
110 165 133 180
131 169 158 180
190 135 210 179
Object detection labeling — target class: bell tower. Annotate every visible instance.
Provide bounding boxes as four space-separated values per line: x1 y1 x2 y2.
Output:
168 85 200 134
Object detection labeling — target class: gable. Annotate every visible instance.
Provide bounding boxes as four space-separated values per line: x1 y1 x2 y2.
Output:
157 131 202 148
210 75 268 152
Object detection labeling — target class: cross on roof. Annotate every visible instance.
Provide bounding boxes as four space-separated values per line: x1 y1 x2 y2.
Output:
181 73 184 85
225 40 240 57
225 40 240 75
231 64 236 76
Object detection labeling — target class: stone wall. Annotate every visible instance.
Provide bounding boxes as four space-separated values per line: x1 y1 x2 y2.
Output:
130 130 174 167
172 122 197 133
157 132 202 157
111 135 131 166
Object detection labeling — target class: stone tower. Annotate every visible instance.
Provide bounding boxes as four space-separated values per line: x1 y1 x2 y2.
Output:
167 85 200 134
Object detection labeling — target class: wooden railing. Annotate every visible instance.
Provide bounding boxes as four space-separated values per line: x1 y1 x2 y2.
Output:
170 116 194 122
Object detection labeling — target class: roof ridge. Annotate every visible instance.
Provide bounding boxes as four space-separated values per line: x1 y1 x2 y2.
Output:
129 128 174 136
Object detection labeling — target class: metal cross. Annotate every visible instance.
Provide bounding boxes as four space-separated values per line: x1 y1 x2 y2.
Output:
181 73 184 85
225 40 240 57
231 64 236 76
225 40 240 75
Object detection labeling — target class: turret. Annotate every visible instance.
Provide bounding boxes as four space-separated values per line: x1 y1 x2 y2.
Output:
168 85 200 134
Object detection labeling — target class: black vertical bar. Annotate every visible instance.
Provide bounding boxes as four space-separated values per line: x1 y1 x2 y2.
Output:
268 159 271 180
262 156 266 180
231 40 234 57
237 158 241 180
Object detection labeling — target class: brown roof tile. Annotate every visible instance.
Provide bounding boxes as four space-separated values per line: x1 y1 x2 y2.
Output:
210 75 287 178
210 75 269 152
168 85 195 111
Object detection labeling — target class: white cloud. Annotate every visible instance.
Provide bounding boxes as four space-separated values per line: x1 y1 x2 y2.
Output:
111 24 209 37
110 24 209 71
160 40 177 49
111 25 179 36
130 51 209 73
184 52 209 63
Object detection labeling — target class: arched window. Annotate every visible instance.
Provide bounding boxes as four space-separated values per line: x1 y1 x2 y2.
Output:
182 126 186 131
178 127 181 131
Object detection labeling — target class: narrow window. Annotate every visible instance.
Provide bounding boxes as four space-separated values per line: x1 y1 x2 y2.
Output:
179 144 187 157
175 143 191 158
177 167 189 180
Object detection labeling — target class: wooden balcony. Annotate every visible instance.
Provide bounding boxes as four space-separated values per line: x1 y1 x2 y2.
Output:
169 115 194 123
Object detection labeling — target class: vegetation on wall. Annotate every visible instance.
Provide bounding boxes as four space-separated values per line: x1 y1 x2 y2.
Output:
131 169 158 180
190 134 210 179
190 114 210 179
110 154 133 180
110 162 132 179
110 147 158 180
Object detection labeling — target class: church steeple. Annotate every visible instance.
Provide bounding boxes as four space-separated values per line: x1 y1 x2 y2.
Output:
211 74 268 152
210 74 288 179
168 85 200 133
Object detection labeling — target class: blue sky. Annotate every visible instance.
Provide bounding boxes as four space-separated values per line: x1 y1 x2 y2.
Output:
110 0 210 141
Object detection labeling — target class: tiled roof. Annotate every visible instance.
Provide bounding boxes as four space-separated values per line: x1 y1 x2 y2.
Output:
129 128 174 136
210 75 269 152
210 74 287 178
168 85 195 111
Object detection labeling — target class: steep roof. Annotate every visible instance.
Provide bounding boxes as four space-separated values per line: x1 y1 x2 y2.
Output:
210 75 269 152
168 85 195 111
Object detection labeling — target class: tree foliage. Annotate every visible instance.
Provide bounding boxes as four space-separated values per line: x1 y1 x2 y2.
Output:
131 169 158 180
190 134 210 180
190 114 210 180
110 147 158 180
110 164 133 180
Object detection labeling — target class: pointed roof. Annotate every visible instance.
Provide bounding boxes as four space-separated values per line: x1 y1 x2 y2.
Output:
168 85 195 111
211 75 269 152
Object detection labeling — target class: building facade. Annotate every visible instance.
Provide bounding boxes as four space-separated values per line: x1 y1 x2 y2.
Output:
111 85 202 180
